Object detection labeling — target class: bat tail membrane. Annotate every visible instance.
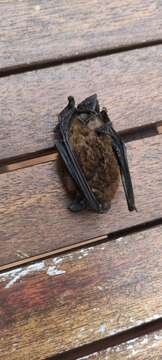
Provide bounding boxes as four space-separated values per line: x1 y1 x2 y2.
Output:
96 122 136 212
55 97 101 212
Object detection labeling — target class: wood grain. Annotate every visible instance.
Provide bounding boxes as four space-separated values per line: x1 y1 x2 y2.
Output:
0 45 161 161
157 125 162 134
0 226 162 359
0 135 162 266
0 1 161 70
78 330 162 359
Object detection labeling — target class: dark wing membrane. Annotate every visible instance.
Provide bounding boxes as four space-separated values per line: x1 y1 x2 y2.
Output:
96 123 136 211
55 97 100 212
111 132 136 211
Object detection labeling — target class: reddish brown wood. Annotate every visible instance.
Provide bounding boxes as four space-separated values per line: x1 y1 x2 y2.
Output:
0 1 161 70
78 330 162 359
0 46 161 160
0 226 162 359
0 135 162 266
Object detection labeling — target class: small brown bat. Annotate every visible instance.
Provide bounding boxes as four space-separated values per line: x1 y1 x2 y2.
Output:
54 94 136 213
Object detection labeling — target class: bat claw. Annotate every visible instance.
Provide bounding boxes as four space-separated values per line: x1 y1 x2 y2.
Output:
68 96 75 108
68 196 87 212
97 202 111 214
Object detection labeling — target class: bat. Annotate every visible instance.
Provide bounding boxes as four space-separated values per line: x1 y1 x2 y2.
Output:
54 94 136 213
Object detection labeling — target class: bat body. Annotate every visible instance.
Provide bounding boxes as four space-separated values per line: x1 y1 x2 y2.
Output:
55 95 136 213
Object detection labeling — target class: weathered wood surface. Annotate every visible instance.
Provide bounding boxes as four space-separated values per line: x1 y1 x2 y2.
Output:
0 226 162 360
0 1 161 71
78 330 162 359
0 135 162 266
0 46 161 161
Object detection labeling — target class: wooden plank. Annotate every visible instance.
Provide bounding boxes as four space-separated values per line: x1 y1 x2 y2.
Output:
0 226 162 359
0 1 161 71
3 152 58 173
78 330 162 359
0 45 161 161
157 125 162 134
0 135 162 266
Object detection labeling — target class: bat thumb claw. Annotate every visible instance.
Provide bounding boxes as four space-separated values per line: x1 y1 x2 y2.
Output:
68 96 75 107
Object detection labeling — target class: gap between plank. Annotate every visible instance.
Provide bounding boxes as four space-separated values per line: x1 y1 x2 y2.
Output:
47 317 162 360
0 122 161 174
0 40 161 78
0 217 161 273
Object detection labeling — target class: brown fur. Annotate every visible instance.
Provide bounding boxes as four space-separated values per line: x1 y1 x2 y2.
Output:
59 114 120 209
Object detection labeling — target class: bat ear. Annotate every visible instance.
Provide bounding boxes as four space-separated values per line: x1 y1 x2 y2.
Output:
77 94 100 113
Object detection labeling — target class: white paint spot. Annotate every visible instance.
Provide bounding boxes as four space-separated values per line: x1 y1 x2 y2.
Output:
130 348 140 357
77 327 86 338
140 336 149 345
97 285 103 291
47 266 65 276
98 324 107 334
80 249 89 257
93 307 100 311
129 317 135 323
52 257 63 265
126 343 135 351
116 237 123 242
2 259 66 288
11 343 17 353
0 267 22 283
4 262 45 289
154 334 162 340
16 250 29 259
34 5 41 11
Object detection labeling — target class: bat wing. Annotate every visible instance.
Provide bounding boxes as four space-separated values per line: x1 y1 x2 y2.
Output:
96 117 136 212
55 97 101 212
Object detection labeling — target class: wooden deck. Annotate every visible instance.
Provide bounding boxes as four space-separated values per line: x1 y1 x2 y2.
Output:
0 1 162 359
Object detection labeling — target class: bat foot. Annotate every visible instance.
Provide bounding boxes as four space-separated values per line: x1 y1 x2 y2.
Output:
68 195 87 212
129 205 138 212
97 202 111 214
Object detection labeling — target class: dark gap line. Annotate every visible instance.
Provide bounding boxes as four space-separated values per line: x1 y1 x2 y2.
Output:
0 39 161 78
60 218 162 255
0 121 161 171
108 217 162 241
47 317 162 360
120 122 160 143
0 147 55 169
0 217 161 274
